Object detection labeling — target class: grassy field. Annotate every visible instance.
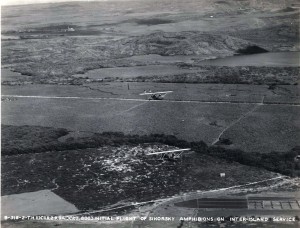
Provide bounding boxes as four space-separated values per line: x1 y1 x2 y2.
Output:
222 105 300 153
1 95 257 147
73 65 202 80
2 82 300 104
2 82 299 153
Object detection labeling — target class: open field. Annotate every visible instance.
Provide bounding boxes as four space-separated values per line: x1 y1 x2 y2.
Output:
1 96 253 145
2 96 299 153
73 65 203 80
223 105 300 152
2 81 300 104
2 82 300 153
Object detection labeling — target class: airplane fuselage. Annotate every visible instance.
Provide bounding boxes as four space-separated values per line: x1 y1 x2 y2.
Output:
139 91 173 100
150 94 164 100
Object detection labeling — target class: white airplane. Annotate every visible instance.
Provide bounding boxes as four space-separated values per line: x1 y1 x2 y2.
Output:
139 90 173 100
146 148 191 160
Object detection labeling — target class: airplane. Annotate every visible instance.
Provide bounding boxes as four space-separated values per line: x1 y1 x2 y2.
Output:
139 90 173 100
146 148 191 161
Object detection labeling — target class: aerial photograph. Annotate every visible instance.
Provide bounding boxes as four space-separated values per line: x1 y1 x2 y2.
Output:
1 0 300 227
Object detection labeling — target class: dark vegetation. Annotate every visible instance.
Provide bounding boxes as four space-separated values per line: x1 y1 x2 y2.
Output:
1 125 191 156
236 45 268 55
278 7 298 13
129 66 299 85
2 125 299 177
268 83 277 90
1 125 69 155
3 63 298 86
206 146 300 177
215 1 230 4
216 138 233 145
2 125 275 210
2 144 271 210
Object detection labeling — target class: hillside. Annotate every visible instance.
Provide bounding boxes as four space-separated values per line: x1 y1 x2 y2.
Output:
2 31 263 81
111 31 257 57
2 0 298 84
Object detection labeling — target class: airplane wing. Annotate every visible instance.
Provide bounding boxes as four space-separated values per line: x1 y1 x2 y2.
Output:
146 148 191 155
